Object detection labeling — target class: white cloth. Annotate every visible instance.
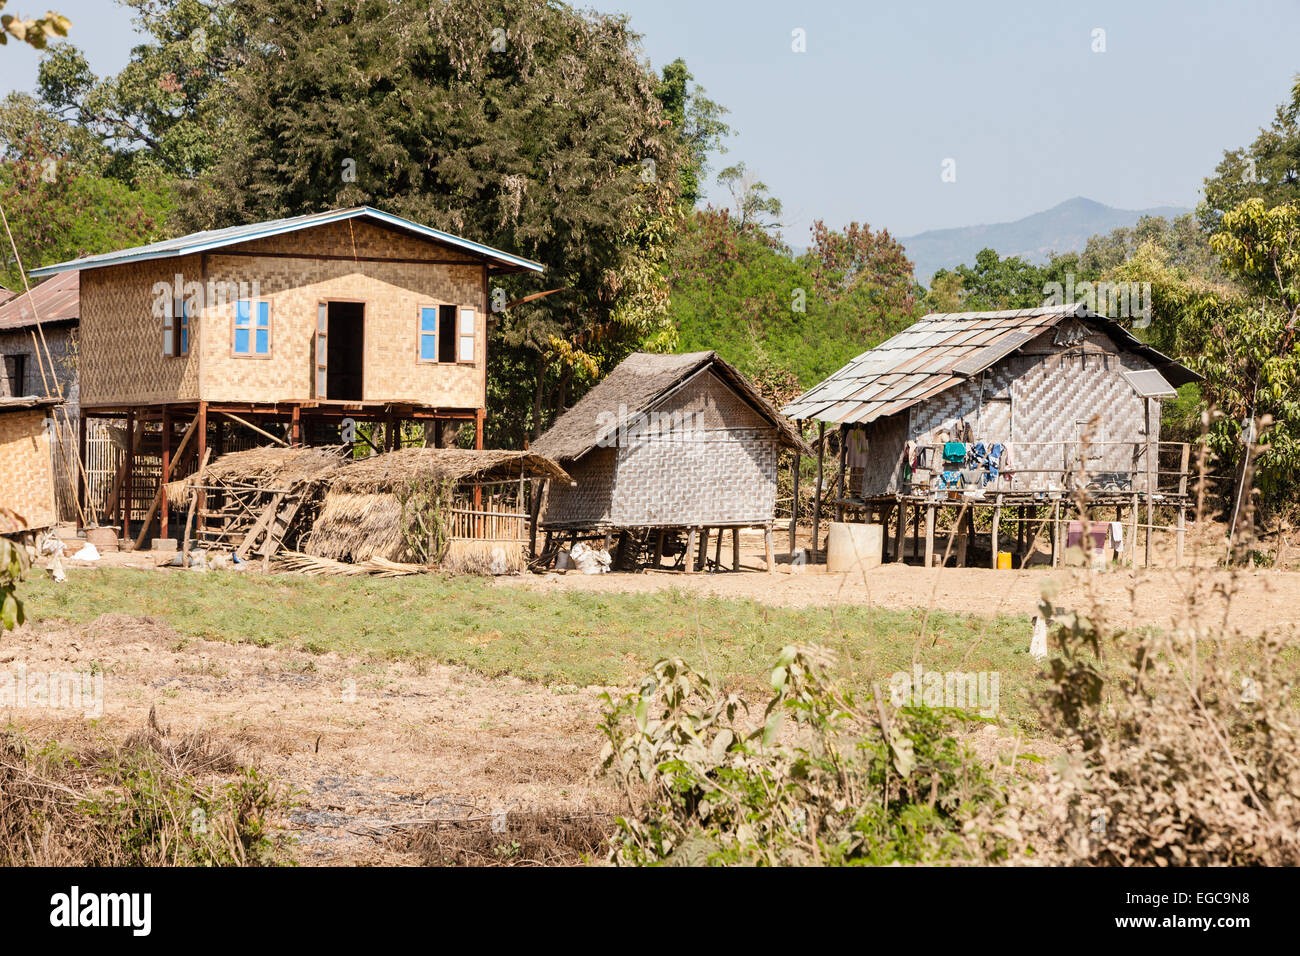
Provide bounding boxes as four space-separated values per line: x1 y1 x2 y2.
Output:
1109 521 1124 552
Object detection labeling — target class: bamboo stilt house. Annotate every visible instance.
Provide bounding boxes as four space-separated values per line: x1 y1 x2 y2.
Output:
532 351 810 572
781 304 1201 569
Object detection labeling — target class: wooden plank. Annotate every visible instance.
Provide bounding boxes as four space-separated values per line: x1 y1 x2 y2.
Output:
924 503 935 568
219 410 288 447
764 529 774 573
811 422 825 556
234 492 285 559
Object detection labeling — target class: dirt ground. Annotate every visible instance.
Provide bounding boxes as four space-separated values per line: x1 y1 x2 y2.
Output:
502 527 1300 635
2 613 618 865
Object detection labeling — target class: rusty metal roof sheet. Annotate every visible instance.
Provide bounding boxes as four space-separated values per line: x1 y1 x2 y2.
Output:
0 272 78 331
782 303 1199 424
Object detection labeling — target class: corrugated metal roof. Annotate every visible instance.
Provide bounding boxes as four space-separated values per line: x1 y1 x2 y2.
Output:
0 272 78 331
28 206 545 278
782 303 1199 425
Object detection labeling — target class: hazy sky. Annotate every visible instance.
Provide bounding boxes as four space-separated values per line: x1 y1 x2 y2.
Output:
3 0 1297 239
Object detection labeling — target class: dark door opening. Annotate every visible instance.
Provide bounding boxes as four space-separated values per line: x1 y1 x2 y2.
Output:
326 301 364 401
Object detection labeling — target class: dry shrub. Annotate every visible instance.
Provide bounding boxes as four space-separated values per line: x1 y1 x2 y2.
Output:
969 590 1300 866
402 808 615 866
970 418 1300 865
0 714 291 866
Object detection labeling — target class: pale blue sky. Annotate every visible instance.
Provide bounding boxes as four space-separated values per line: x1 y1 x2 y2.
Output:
2 0 1296 238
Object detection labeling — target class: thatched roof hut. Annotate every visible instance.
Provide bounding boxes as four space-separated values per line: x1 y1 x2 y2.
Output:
533 351 808 535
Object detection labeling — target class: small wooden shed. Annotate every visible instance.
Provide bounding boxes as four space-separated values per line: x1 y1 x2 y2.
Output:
532 351 809 571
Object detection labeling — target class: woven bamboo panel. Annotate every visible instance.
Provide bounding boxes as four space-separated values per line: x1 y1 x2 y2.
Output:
80 257 202 407
0 407 57 530
542 447 616 527
224 219 481 263
79 222 489 409
860 328 1162 495
199 254 486 406
610 429 778 526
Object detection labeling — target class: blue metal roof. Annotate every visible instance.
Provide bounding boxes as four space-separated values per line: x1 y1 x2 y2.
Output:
29 206 545 277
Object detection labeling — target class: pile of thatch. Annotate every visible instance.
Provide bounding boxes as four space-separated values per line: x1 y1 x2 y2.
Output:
305 448 569 567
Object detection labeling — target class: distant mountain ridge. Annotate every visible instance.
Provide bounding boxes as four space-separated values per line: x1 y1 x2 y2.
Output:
901 197 1191 284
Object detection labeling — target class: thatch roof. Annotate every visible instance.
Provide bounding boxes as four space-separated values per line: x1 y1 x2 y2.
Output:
531 351 810 462
318 447 569 491
782 304 1200 426
166 444 347 503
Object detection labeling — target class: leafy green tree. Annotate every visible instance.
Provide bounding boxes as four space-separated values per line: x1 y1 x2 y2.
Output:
1200 77 1300 233
655 58 730 210
716 162 783 231
930 248 1045 310
33 1 240 178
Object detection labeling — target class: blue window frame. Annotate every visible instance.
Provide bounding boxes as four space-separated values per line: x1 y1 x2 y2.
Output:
235 300 271 355
165 296 190 357
419 306 438 361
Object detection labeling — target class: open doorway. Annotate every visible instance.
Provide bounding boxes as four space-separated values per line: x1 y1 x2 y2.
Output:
326 301 364 401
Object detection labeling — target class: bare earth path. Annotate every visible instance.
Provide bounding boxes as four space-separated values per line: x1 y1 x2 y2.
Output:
498 544 1300 635
2 614 616 864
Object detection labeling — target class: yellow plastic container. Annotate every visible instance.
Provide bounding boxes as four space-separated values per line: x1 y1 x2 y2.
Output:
997 551 1013 570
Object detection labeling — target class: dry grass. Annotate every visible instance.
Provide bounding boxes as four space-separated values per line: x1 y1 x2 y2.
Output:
401 807 617 866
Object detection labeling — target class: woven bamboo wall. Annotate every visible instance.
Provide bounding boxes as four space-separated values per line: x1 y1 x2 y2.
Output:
543 447 616 527
79 219 488 409
859 325 1162 496
0 407 57 530
80 256 202 407
542 370 780 528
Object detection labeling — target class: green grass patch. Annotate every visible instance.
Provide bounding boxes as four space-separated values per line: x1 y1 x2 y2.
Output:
22 568 1044 730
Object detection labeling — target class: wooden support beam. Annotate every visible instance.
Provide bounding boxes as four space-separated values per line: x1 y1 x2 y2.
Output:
836 430 847 522
132 414 200 551
686 528 698 574
764 529 774 573
1051 499 1061 568
732 527 741 571
924 503 935 568
77 409 87 529
160 406 172 540
991 497 1001 569
789 450 801 554
219 410 288 447
123 411 135 544
894 500 905 562
1176 506 1186 568
812 422 826 556
1129 493 1139 568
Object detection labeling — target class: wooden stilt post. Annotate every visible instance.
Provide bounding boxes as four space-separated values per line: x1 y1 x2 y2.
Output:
697 527 710 571
1051 499 1061 568
764 528 774 573
77 410 87 528
924 502 935 568
812 422 826 557
291 404 302 446
713 526 723 570
789 450 801 554
911 504 920 564
1129 493 1139 568
836 429 847 522
123 411 135 546
652 530 664 568
160 406 172 541
894 499 905 562
686 528 698 573
1176 506 1186 568
991 497 1001 569
732 527 741 571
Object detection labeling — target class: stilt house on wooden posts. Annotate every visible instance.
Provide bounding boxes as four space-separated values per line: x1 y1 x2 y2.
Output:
532 351 810 572
781 304 1200 569
28 206 543 547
